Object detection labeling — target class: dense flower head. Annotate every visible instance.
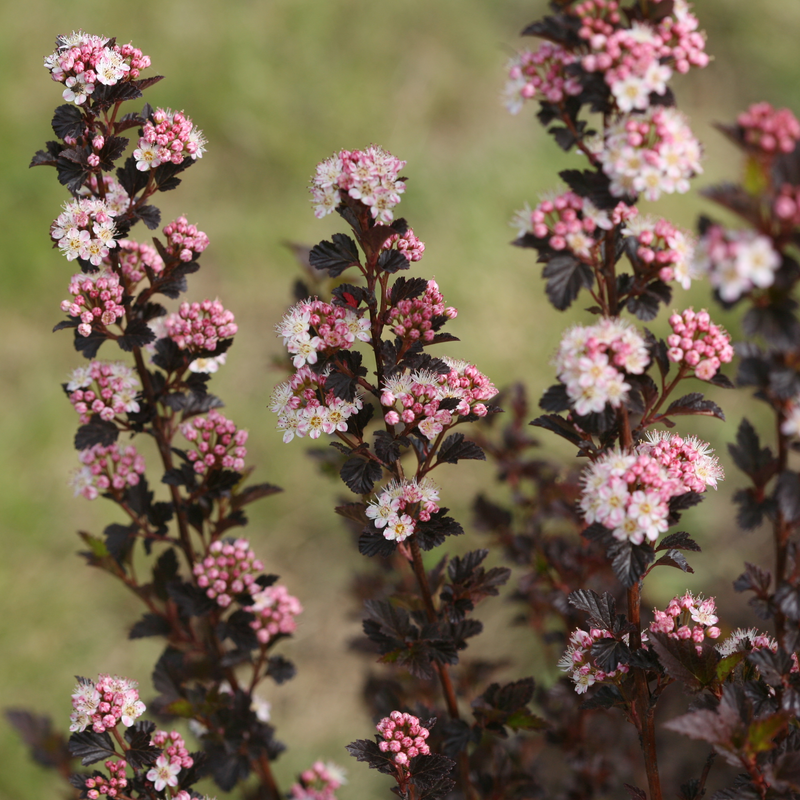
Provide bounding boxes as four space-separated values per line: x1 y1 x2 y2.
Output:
376 711 431 767
70 674 145 734
579 433 721 544
716 627 777 658
162 216 210 262
83 758 128 799
290 761 346 800
665 308 733 380
276 298 371 369
554 318 649 416
381 357 497 440
650 591 721 654
558 625 635 693
50 198 118 265
115 239 165 285
144 731 194 793
61 269 125 337
80 175 130 216
245 584 304 645
692 224 781 302
70 442 146 500
387 279 457 344
66 360 140 425
622 215 697 289
179 409 247 475
366 477 441 542
383 226 426 262
44 31 150 105
503 42 582 114
193 538 263 608
133 108 207 171
738 102 800 154
601 106 702 200
511 190 613 259
164 299 237 355
271 366 363 443
310 146 406 224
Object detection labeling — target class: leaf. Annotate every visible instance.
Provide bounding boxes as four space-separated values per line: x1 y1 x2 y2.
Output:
414 508 464 551
231 482 282 510
665 392 725 421
580 684 626 710
340 454 382 494
558 168 618 210
309 233 361 276
129 613 171 639
5 710 70 769
378 249 410 273
345 738 396 776
653 549 694 573
435 433 485 465
266 655 297 684
568 589 616 630
530 413 585 447
74 327 107 358
117 318 156 352
358 524 398 557
656 531 701 552
409 753 457 795
541 253 594 311
626 280 672 322
649 633 720 691
51 104 85 140
74 417 119 450
135 204 162 230
728 419 776 483
103 522 136 564
68 730 116 766
775 471 800 523
608 540 654 588
539 383 571 412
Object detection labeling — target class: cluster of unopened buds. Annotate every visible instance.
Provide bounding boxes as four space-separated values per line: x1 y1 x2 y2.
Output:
69 674 146 734
623 215 696 289
738 102 800 154
558 626 633 694
600 106 702 201
511 190 612 258
503 42 581 114
51 198 118 265
376 711 431 768
164 299 237 355
66 359 140 424
366 478 441 543
276 298 371 369
61 269 125 336
193 538 264 608
773 184 800 229
309 145 406 224
162 216 210 262
665 308 733 380
383 227 426 262
44 31 150 105
579 433 722 544
245 584 304 645
115 239 164 285
387 279 457 343
381 357 497 441
83 758 129 799
554 318 649 417
649 591 721 654
289 760 346 800
71 442 146 500
133 107 207 171
693 224 781 302
179 409 247 474
145 730 194 794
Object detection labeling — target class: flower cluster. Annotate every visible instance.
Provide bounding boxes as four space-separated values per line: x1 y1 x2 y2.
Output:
83 758 128 799
162 216 210 262
649 591 721 654
193 538 264 608
716 628 778 658
601 106 702 201
376 711 431 767
50 198 118 265
383 227 426 262
245 584 304 645
133 108 206 171
665 308 733 380
503 42 581 114
60 269 125 336
511 190 613 258
737 102 800 154
80 175 131 216
623 215 697 289
310 146 406 224
554 318 649 417
773 183 800 229
70 442 146 500
69 674 145 734
366 478 441 543
558 626 632 694
693 224 781 302
179 409 248 474
579 434 721 544
44 31 150 105
145 730 194 794
271 367 363 443
116 239 165 285
381 357 497 440
66 360 140 425
387 279 457 343
290 761 346 800
164 299 237 356
276 298 371 369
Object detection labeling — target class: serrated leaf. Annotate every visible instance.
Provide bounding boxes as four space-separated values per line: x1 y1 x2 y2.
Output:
542 253 594 311
309 233 360 276
74 418 119 450
656 531 701 552
68 730 116 766
340 454 382 494
435 433 485 465
568 589 616 630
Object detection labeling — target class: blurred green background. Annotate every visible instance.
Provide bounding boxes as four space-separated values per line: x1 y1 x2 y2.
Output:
3 1 800 797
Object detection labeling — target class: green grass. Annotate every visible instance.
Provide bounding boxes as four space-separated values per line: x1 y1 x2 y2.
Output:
2 1 799 796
